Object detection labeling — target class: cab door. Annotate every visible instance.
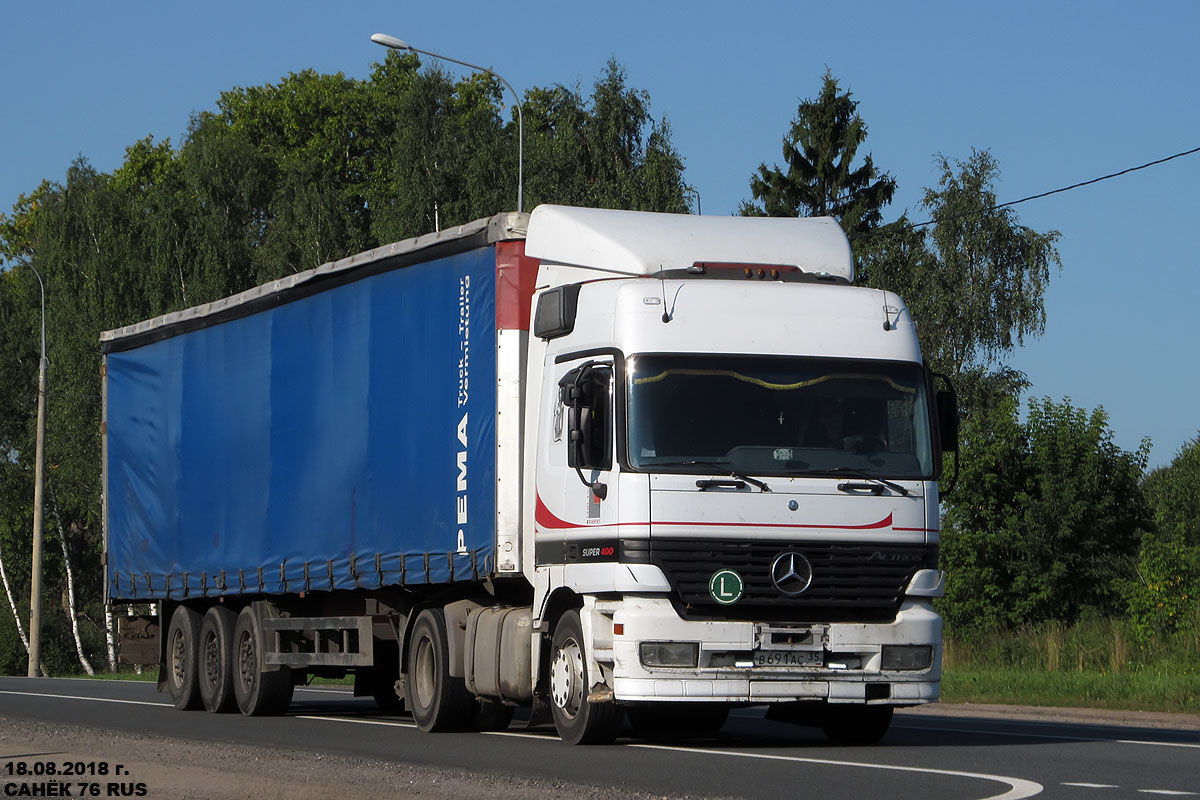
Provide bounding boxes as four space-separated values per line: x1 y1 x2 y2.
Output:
533 356 621 569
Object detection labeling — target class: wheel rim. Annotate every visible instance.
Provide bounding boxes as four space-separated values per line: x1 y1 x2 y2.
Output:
413 635 436 709
170 628 186 688
550 636 585 720
237 630 256 692
202 632 220 689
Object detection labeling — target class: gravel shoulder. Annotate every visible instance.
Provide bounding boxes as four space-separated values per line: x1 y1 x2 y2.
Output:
0 717 679 800
904 701 1200 730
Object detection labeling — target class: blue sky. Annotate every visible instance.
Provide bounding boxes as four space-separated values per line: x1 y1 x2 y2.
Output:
2 1 1197 467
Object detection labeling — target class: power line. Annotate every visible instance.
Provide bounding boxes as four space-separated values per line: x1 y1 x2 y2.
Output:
852 144 1200 240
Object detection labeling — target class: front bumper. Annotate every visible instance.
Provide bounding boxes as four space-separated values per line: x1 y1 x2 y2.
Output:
609 596 942 705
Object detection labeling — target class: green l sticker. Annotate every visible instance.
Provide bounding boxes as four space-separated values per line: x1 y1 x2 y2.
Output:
709 569 744 605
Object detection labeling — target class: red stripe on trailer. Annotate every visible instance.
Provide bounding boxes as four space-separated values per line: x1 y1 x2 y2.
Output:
496 240 540 330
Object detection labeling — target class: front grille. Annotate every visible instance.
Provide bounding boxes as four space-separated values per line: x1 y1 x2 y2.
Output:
627 538 926 623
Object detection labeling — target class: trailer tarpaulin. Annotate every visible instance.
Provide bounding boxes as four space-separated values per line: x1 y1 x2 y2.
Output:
105 247 498 600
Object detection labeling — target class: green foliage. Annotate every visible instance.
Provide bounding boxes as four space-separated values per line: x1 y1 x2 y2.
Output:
940 396 1151 632
1142 434 1200 546
862 150 1062 377
1126 436 1200 639
740 70 895 235
744 73 1059 387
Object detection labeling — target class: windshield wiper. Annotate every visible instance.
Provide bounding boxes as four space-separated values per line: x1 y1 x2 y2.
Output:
657 460 771 493
806 467 909 497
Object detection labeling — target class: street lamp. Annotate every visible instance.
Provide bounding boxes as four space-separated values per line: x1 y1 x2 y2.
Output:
370 32 524 214
26 264 47 678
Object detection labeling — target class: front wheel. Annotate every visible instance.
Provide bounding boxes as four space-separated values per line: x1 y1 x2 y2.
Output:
821 705 894 745
549 610 623 745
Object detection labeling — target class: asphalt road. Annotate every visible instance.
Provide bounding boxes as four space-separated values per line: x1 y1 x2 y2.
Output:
0 677 1196 799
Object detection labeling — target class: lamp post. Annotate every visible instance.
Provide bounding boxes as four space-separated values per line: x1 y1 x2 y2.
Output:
26 264 47 678
370 33 524 214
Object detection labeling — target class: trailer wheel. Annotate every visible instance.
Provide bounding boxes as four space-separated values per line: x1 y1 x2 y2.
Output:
406 609 475 731
821 705 893 745
165 605 202 710
232 606 293 716
627 703 730 738
549 610 623 745
198 606 237 713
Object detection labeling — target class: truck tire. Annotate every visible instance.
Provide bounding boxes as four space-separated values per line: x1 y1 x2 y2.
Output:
165 605 203 711
821 705 893 745
627 703 730 738
549 610 623 745
407 609 476 732
232 606 293 716
198 606 237 713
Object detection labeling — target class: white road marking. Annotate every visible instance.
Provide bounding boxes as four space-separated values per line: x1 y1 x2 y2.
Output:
893 723 1200 749
294 715 416 728
1063 783 1120 788
296 714 1043 798
1137 791 1197 796
630 743 1043 800
0 690 171 708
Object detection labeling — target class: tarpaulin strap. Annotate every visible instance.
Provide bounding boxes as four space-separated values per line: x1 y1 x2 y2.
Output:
423 553 430 583
239 570 246 593
182 572 189 598
471 550 479 579
219 571 227 591
201 573 208 597
279 561 287 592
327 560 335 590
374 554 383 587
349 554 358 587
304 562 311 592
257 567 264 592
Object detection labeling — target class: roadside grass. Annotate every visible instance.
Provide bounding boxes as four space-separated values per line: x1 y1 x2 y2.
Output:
942 667 1200 713
77 667 159 681
942 615 1200 713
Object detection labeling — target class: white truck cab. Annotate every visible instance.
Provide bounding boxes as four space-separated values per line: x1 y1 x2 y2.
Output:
520 206 952 743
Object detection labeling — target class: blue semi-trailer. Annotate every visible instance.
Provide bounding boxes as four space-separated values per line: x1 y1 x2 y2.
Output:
104 206 955 744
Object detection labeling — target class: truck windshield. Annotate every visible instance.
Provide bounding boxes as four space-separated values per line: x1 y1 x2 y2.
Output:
627 354 934 479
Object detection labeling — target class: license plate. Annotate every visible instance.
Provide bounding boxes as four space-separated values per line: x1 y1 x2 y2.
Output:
753 650 822 667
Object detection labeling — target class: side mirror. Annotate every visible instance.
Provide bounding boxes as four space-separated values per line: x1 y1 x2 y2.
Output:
558 363 613 498
936 388 958 453
535 284 582 340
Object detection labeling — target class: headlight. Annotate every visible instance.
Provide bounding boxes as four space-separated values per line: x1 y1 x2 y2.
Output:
881 644 933 670
639 641 700 668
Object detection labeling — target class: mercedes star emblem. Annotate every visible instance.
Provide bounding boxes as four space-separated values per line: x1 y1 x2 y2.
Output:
770 552 814 596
